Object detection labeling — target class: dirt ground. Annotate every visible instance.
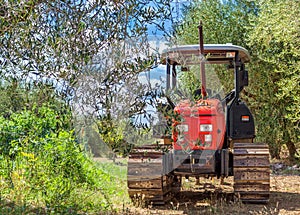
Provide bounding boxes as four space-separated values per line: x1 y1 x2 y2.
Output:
127 174 300 215
96 156 300 214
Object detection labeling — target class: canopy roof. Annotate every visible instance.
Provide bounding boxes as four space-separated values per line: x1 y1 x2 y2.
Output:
161 44 250 65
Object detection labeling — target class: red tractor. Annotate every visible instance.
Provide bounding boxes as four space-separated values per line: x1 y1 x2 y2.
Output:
127 24 270 205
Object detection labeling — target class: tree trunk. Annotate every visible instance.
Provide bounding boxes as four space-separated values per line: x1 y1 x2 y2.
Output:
269 145 281 160
286 141 297 162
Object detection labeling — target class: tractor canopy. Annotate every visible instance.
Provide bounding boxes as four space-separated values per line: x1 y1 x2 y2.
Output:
159 43 250 99
161 44 250 65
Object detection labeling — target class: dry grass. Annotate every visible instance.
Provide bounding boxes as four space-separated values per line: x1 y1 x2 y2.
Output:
124 174 300 215
95 154 300 215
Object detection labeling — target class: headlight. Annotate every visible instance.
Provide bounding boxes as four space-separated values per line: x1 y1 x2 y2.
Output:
200 124 213 132
204 134 212 142
177 124 188 133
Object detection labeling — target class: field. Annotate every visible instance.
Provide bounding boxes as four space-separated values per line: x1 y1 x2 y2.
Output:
0 157 299 214
102 158 300 215
126 175 300 215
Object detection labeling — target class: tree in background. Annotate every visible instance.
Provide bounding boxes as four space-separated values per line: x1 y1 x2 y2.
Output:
175 0 256 47
248 0 300 160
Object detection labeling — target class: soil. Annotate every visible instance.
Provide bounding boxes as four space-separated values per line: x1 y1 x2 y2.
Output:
97 156 300 214
127 171 300 215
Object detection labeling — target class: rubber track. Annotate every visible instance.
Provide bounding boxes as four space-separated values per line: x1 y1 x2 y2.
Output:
233 143 270 203
127 144 173 205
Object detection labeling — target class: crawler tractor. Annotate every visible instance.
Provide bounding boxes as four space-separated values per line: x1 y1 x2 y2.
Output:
127 23 270 205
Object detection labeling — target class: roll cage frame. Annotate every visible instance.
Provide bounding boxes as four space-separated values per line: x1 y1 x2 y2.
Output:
161 44 250 103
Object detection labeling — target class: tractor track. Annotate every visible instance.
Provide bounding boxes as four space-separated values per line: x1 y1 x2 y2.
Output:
233 143 270 203
127 144 174 205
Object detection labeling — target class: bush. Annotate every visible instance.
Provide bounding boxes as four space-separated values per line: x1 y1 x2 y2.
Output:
0 104 124 213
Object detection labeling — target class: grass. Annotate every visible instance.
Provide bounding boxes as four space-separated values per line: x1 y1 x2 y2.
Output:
94 157 132 212
2 152 299 214
0 155 131 214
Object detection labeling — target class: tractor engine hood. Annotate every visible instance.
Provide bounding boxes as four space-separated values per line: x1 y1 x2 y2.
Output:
172 99 226 151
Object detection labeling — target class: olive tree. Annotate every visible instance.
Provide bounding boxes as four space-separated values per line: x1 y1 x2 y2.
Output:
0 0 173 153
248 0 300 160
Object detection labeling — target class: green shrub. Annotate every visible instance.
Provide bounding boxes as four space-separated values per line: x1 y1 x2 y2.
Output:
0 104 125 213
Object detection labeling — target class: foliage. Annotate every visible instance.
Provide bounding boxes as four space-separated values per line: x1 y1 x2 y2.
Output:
0 0 170 78
247 0 300 159
175 0 257 47
0 103 126 213
96 116 129 156
0 0 171 106
0 0 173 154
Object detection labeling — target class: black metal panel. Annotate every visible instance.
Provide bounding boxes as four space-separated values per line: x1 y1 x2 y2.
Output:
166 58 171 91
227 100 255 139
172 64 177 89
221 149 229 177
